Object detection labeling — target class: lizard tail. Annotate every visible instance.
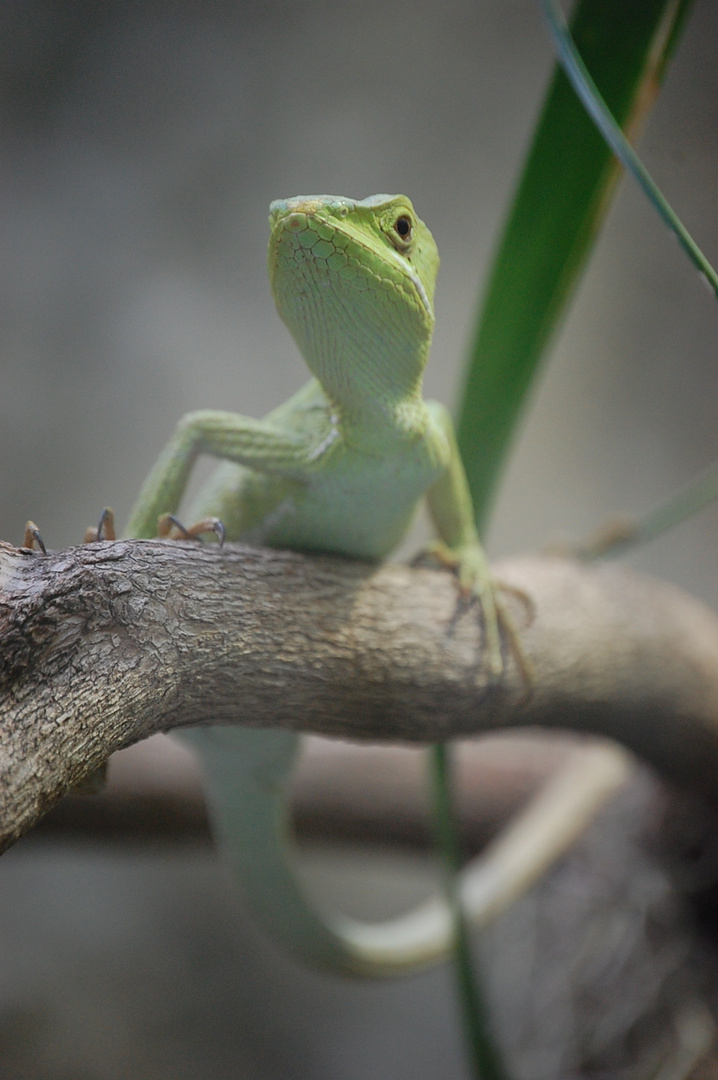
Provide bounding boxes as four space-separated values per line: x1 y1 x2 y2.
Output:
180 727 631 977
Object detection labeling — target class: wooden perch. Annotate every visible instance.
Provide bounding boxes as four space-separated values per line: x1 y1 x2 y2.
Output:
2 537 718 853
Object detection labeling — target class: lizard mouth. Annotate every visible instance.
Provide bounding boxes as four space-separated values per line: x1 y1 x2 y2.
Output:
268 195 354 229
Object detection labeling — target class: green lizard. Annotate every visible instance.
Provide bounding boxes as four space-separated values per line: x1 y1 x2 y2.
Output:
123 194 519 975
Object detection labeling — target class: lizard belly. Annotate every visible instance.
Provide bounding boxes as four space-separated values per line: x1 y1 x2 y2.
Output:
257 448 439 561
190 416 446 563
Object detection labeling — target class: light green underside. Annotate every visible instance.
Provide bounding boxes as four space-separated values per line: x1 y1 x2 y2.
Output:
189 381 452 560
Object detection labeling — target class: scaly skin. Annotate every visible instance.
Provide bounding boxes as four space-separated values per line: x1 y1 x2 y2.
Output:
125 195 505 974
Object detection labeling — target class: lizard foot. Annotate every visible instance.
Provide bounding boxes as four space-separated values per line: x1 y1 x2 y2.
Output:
414 539 533 687
157 513 226 547
22 521 47 554
84 506 116 543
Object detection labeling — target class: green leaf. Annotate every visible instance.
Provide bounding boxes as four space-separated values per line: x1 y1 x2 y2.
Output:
437 7 697 1077
457 0 696 531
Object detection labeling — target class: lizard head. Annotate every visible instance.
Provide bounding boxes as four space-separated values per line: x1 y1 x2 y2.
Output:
267 195 440 411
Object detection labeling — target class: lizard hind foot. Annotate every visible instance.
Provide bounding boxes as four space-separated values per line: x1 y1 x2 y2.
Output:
22 521 47 554
413 539 534 689
157 513 226 548
494 587 534 691
471 573 534 691
84 507 116 543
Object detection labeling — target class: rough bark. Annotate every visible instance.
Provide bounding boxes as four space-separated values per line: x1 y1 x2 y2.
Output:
2 537 718 852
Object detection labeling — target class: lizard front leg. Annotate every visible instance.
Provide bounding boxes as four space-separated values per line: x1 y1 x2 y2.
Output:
124 409 318 539
425 402 530 682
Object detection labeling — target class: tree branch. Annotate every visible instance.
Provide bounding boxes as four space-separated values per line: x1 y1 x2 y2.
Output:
2 537 718 852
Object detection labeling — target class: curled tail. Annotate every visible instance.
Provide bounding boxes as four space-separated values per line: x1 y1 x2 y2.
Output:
179 726 632 977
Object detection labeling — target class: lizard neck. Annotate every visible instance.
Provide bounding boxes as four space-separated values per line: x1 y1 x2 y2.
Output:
335 383 430 453
301 328 432 451
269 194 440 453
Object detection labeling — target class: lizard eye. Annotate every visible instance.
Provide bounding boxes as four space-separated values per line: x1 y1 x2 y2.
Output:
393 215 413 245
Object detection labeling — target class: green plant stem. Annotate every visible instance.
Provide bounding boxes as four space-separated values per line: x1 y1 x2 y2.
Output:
430 743 509 1080
543 0 717 298
435 3 697 1076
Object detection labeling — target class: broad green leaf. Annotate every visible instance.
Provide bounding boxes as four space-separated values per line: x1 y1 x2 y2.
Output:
457 0 695 531
437 7 697 1078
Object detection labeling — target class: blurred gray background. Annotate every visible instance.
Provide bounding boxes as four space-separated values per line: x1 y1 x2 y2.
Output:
1 1 717 1077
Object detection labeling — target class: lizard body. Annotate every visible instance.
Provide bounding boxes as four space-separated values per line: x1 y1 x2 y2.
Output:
128 195 485 581
125 194 508 974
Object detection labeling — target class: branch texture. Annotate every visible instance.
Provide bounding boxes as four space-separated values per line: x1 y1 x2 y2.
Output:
2 538 718 851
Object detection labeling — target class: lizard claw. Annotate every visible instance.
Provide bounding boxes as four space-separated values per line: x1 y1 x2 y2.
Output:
158 513 226 548
23 521 47 554
416 539 533 687
84 507 116 543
